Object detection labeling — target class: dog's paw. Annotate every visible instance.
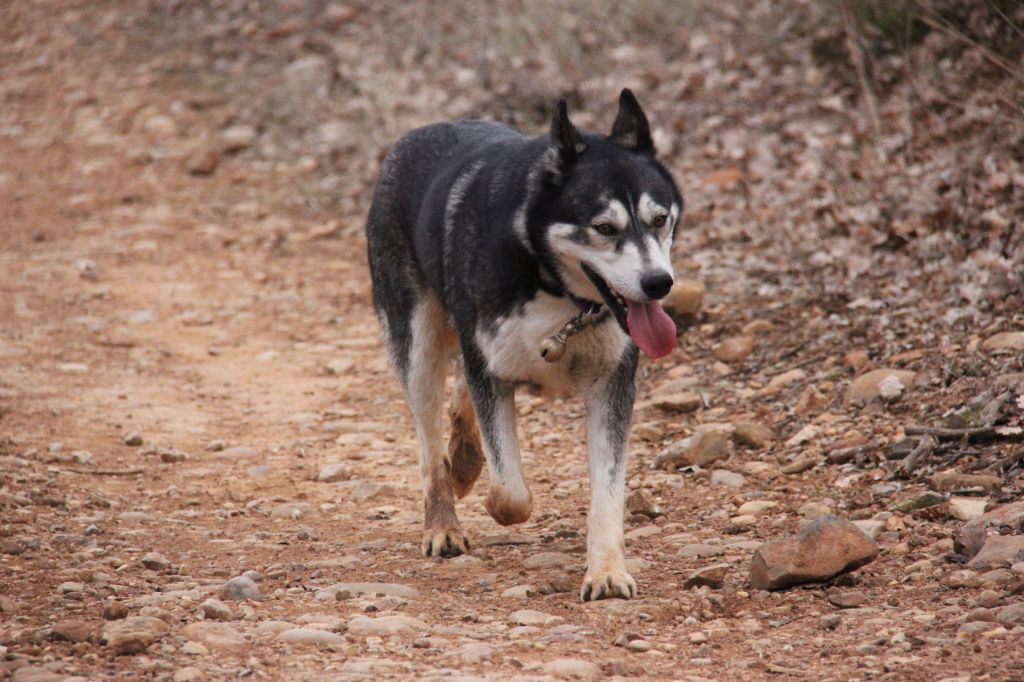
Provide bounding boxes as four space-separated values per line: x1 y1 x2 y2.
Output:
422 527 470 558
580 566 637 601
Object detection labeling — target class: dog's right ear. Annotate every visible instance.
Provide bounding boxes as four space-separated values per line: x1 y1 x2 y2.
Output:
550 99 586 165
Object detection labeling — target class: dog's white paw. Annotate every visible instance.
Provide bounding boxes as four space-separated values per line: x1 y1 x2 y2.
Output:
422 527 470 558
580 565 637 601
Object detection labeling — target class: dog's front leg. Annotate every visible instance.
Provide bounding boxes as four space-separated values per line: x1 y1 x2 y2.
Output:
579 346 639 601
461 346 533 526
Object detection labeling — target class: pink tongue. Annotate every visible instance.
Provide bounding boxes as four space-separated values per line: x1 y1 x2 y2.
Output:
626 300 677 359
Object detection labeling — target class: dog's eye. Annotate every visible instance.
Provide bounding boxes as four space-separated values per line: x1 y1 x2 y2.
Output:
651 214 668 229
591 222 617 237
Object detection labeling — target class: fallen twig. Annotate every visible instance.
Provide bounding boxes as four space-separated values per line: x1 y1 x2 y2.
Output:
766 662 808 677
896 435 937 478
63 468 144 476
826 440 878 465
904 426 1024 443
989 449 1024 475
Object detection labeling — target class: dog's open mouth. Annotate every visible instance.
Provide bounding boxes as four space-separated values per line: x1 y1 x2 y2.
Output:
581 264 676 359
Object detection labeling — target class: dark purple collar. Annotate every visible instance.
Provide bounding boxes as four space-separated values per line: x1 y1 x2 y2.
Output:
569 293 602 315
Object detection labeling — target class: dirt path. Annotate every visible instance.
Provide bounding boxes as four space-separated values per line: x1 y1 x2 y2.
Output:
2 2 1024 681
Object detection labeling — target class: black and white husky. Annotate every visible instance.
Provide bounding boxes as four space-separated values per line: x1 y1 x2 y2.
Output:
366 90 682 600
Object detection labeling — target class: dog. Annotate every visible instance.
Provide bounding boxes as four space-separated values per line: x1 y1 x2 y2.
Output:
366 89 682 600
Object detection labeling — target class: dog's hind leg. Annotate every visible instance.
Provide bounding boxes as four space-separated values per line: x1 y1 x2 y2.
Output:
460 344 533 526
403 294 469 557
448 363 484 499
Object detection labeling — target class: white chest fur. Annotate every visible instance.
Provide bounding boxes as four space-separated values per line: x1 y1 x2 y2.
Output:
475 294 629 395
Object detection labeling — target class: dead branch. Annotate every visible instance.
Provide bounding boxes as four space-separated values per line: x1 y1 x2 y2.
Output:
826 440 878 465
63 468 144 476
841 0 882 141
903 425 1024 443
896 435 937 478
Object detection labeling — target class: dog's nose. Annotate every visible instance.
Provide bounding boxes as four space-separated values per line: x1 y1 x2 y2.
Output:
640 271 673 300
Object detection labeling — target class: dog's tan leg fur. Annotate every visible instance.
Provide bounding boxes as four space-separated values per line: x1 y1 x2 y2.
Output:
448 367 484 499
406 295 468 557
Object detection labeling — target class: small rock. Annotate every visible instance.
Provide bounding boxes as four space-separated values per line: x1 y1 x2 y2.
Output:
732 421 774 448
181 641 208 655
501 585 535 600
663 279 705 320
765 369 807 391
270 502 313 519
819 613 841 630
317 462 352 483
781 455 818 475
846 368 917 405
455 642 494 663
983 500 1024 526
173 667 205 682
185 144 220 175
930 470 1002 492
652 392 702 413
0 595 18 613
101 616 169 654
180 622 249 653
626 639 652 652
314 582 417 601
347 614 428 636
59 581 86 594
948 497 988 521
654 430 731 469
798 502 832 518
277 628 347 645
843 350 871 371
625 489 661 518
981 331 1024 352
124 432 143 446
749 516 878 590
200 598 232 621
967 535 1024 570
737 500 777 516
160 448 188 463
510 609 563 626
221 124 257 152
51 619 95 643
542 658 600 680
785 424 819 447
524 552 573 570
827 589 867 608
206 440 225 452
710 469 746 488
222 576 261 601
684 564 729 589
141 551 170 572
103 601 128 620
996 602 1024 625
976 589 1002 608
714 336 755 362
689 631 708 644
676 543 725 559
742 319 774 335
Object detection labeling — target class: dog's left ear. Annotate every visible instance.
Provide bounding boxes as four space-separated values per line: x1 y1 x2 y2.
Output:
609 88 654 154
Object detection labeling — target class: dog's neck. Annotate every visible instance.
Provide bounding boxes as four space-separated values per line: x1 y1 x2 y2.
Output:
535 259 603 314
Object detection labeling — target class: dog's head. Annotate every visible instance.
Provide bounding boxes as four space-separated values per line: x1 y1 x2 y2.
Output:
530 89 683 359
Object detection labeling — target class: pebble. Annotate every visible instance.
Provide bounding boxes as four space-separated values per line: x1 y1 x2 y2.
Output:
501 585 535 599
948 497 988 521
625 489 661 518
827 589 867 608
750 516 879 590
524 552 573 570
655 430 731 469
731 421 774 449
181 622 249 653
102 601 128 620
185 144 220 175
846 368 917 405
314 582 417 601
221 124 257 151
277 628 347 645
996 602 1024 625
317 462 352 483
765 369 806 391
101 616 169 654
269 502 313 519
714 335 755 362
684 563 729 589
161 448 188 463
652 392 702 413
542 658 600 680
181 641 208 655
455 642 494 663
221 576 261 601
799 502 832 518
200 598 232 621
967 535 1024 570
124 432 143 446
141 551 170 572
981 331 1024 351
820 614 842 630
781 455 818 475
173 667 205 682
50 619 95 643
929 470 1002 492
663 279 705 318
737 500 777 515
626 639 652 652
59 581 86 594
510 609 563 626
347 614 429 636
677 543 725 559
710 469 746 488
689 631 708 644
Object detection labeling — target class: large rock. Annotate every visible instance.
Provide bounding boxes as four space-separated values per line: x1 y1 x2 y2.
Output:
277 628 347 645
542 658 601 680
654 430 731 469
749 516 878 590
846 369 917 405
101 616 169 654
967 535 1024 570
221 576 260 601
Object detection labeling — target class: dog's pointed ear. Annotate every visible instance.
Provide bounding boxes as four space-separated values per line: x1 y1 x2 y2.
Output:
609 88 654 154
550 99 586 163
